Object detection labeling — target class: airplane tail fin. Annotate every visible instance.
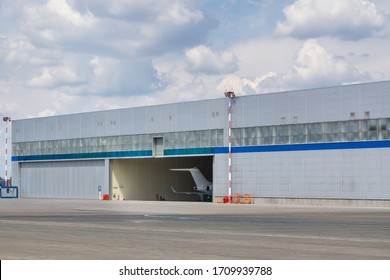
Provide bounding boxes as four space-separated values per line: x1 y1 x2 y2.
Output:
170 167 210 187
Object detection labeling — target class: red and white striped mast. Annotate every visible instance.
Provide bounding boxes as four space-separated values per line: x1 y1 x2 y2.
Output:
224 91 235 202
3 116 11 186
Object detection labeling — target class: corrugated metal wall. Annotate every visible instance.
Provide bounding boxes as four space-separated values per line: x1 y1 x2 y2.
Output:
20 160 106 199
214 148 390 199
13 81 390 145
12 99 226 143
212 81 390 200
230 81 390 128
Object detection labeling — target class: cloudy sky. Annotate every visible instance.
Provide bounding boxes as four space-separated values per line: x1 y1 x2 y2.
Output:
1 0 390 121
1 0 390 177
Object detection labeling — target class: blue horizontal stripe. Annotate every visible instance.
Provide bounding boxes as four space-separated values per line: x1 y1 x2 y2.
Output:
164 147 221 156
232 140 390 153
12 150 152 162
11 140 390 162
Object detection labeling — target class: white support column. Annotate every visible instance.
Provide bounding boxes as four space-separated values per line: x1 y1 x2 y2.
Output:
228 97 232 199
3 116 11 186
5 125 8 184
224 91 235 202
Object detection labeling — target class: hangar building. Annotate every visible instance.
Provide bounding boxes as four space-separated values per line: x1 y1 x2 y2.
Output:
11 81 390 205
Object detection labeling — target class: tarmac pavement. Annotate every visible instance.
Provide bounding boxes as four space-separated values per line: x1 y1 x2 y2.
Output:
0 199 389 259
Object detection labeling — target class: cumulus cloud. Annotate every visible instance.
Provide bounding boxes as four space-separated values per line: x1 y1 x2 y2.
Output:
27 66 84 88
0 0 220 100
0 0 221 102
46 0 95 28
276 0 389 40
21 0 96 46
83 56 166 96
20 0 217 56
283 39 369 86
218 39 372 94
185 45 239 74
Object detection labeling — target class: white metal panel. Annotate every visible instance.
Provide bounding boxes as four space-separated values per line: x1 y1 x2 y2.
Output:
289 91 306 124
341 150 361 198
289 152 306 197
242 95 260 127
119 108 134 135
191 100 208 131
380 81 390 118
232 153 244 194
176 103 192 131
242 153 258 195
213 154 227 197
133 107 147 134
93 111 107 137
380 149 390 197
305 150 324 197
160 104 177 133
23 119 35 142
208 99 225 130
68 114 81 139
231 96 244 128
106 110 120 136
80 113 94 138
323 87 341 122
258 94 274 126
360 149 380 198
147 106 162 133
33 118 46 141
341 84 360 121
45 116 57 141
57 115 69 139
272 152 289 196
258 153 274 196
323 150 342 197
12 120 24 143
306 88 324 123
12 162 20 187
273 93 290 125
360 83 380 119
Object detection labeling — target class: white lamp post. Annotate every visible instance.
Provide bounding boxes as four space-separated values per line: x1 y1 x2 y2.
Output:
224 91 235 202
3 116 11 186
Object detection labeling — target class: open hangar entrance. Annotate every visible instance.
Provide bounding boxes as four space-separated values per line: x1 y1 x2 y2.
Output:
111 156 213 202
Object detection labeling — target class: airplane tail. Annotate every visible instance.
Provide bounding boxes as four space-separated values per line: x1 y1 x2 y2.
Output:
170 167 211 187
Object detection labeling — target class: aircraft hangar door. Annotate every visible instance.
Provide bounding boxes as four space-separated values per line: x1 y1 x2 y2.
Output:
111 156 213 201
19 160 106 199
